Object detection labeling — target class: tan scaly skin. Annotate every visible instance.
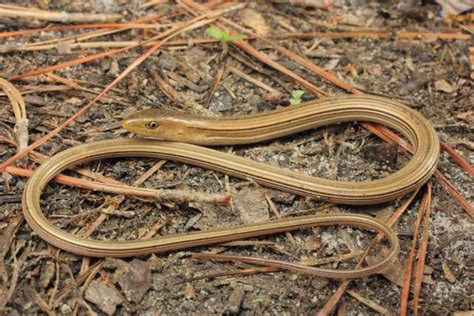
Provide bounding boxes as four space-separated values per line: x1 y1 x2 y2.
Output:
22 95 439 279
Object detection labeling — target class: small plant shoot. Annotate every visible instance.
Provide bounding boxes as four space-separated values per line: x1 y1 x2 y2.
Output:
290 90 305 105
206 26 246 43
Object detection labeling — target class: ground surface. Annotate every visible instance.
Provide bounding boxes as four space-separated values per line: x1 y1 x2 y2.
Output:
0 1 473 315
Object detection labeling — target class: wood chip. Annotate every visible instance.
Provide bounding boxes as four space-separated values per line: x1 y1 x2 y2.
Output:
223 286 245 314
38 261 55 289
442 261 457 283
84 279 122 315
112 259 152 303
361 142 398 163
234 187 269 224
147 255 166 271
452 311 474 316
406 57 415 72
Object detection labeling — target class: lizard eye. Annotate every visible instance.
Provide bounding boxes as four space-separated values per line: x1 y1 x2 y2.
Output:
146 121 159 129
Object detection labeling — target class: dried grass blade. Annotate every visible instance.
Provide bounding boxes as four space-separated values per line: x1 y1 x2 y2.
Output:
0 213 24 274
267 31 470 41
397 31 470 40
26 27 128 48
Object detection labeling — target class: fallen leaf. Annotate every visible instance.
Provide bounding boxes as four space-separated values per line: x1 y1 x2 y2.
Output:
264 91 285 103
311 277 329 290
435 79 456 93
367 206 394 223
435 0 474 17
399 73 432 94
264 189 296 204
424 265 434 274
85 279 122 315
239 9 271 36
456 110 473 123
366 248 434 286
367 249 404 286
305 233 322 252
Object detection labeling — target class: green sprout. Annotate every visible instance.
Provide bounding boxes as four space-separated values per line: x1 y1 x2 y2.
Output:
289 90 305 105
206 26 246 43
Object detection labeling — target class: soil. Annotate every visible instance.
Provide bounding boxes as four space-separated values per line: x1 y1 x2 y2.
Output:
0 1 472 315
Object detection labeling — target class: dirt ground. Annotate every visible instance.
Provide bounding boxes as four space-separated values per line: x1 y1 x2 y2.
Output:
0 1 473 315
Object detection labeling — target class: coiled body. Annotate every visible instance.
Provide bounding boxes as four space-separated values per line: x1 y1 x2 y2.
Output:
22 95 439 279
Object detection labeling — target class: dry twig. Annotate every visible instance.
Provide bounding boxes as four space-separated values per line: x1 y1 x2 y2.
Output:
0 7 236 171
4 165 231 206
0 4 122 22
346 290 395 315
413 183 432 316
0 78 28 155
400 186 430 316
